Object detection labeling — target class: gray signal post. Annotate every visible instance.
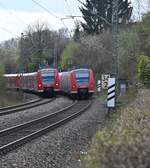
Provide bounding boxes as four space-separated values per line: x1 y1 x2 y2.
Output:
19 33 24 98
53 34 58 69
53 47 57 69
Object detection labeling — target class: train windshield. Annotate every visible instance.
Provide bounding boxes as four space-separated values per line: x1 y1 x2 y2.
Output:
75 70 89 85
41 69 55 84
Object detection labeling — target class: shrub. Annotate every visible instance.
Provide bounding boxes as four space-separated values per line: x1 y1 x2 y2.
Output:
60 41 79 69
0 68 5 93
138 55 150 87
118 27 140 82
83 89 150 168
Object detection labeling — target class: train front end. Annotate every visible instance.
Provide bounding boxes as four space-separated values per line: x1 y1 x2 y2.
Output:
72 69 94 99
38 68 60 97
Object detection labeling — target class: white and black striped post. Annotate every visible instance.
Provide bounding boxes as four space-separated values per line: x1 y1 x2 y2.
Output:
97 80 101 92
107 78 116 108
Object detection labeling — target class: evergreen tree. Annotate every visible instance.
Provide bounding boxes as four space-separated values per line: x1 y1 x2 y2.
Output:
79 0 132 34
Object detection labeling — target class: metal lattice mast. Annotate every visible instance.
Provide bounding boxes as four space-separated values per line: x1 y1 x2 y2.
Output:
137 0 141 21
148 0 150 10
112 0 119 78
112 0 119 100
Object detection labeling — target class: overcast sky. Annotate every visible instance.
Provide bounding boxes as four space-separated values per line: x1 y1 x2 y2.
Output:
0 0 149 42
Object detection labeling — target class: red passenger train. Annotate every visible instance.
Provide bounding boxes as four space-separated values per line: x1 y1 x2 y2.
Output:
4 68 60 97
59 68 94 99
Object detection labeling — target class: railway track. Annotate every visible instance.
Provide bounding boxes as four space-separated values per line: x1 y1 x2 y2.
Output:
0 98 41 111
0 100 92 155
0 98 54 116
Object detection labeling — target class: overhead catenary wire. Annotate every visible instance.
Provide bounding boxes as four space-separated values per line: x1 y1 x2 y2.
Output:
31 0 72 36
61 15 112 26
64 0 78 30
77 0 85 6
64 0 73 16
0 27 18 37
31 0 59 19
0 1 28 26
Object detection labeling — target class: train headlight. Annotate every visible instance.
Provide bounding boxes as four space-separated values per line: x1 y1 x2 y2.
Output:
38 83 42 88
55 83 59 86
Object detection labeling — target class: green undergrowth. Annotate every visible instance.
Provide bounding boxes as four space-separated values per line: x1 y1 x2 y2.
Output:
118 86 138 106
0 91 25 107
83 88 150 168
94 90 107 102
0 73 25 107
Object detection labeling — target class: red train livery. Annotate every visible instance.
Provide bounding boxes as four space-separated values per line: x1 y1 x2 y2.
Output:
59 68 94 99
4 68 60 97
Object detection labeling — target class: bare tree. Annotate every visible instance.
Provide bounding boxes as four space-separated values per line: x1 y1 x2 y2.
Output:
19 21 68 72
73 31 113 75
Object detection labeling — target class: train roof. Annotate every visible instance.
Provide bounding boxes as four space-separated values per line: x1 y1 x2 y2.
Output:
71 68 90 72
38 68 56 72
59 71 70 75
4 72 37 77
19 72 37 76
59 68 91 75
4 74 18 77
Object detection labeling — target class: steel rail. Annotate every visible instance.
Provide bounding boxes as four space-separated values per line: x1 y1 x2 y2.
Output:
0 101 78 135
0 98 55 116
0 98 41 111
0 100 92 155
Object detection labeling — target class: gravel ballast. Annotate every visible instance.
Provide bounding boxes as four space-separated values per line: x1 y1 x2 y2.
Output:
0 98 107 168
0 97 73 130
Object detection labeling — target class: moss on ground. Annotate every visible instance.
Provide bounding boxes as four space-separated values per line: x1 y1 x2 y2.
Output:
83 88 150 168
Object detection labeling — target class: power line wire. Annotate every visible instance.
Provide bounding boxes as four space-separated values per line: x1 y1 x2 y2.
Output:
61 15 111 26
64 0 78 33
31 0 72 36
64 0 73 16
77 0 85 6
31 0 60 19
0 27 18 37
0 1 28 26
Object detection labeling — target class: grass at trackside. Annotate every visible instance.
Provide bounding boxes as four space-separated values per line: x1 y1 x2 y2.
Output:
82 88 150 168
94 90 107 102
0 91 25 107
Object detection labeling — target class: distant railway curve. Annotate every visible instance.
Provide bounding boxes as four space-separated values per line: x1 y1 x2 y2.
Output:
0 98 55 116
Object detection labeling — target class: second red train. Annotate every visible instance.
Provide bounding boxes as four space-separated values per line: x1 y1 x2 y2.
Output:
59 68 94 99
